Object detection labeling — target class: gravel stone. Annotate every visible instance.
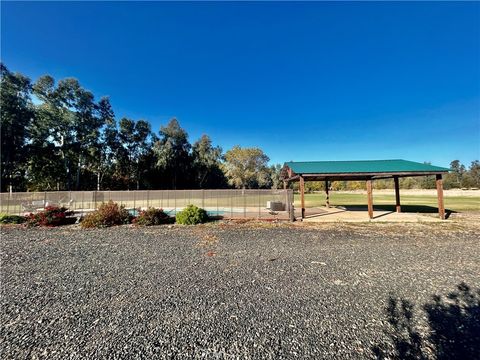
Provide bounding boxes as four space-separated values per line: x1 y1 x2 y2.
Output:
1 223 479 359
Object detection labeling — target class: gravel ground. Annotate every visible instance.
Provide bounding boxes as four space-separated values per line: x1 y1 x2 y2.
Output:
1 221 479 359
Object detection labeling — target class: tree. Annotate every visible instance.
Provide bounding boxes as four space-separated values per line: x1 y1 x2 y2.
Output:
268 164 282 189
154 118 192 189
444 160 466 189
91 97 117 190
192 135 226 188
450 160 466 177
30 76 105 190
29 75 70 190
222 146 270 189
0 64 34 191
467 160 480 188
117 118 154 190
68 81 103 190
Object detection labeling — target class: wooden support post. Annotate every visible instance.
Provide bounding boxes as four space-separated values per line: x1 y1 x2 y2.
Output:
299 176 305 219
394 176 401 213
283 181 289 213
325 179 330 208
366 179 373 219
436 174 445 220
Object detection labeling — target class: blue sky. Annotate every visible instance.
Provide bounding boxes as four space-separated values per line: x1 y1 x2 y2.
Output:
2 1 479 167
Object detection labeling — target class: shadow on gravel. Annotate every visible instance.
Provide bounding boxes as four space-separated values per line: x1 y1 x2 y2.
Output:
372 283 480 360
340 204 455 218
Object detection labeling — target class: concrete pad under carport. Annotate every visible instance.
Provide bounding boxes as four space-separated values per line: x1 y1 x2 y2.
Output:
300 206 442 223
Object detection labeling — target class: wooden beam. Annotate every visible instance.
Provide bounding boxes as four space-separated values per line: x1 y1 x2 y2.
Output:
284 175 300 182
325 179 330 208
394 176 401 213
436 174 445 220
299 175 305 219
366 179 373 219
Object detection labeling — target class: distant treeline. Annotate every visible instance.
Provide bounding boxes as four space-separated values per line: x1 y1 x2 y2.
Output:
1 64 279 192
1 64 478 192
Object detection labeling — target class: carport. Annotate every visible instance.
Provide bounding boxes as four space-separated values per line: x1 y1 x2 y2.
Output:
281 159 450 220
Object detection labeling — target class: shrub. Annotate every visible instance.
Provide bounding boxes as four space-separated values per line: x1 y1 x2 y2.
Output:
81 201 131 228
133 207 171 226
0 213 26 225
175 205 209 225
25 206 71 227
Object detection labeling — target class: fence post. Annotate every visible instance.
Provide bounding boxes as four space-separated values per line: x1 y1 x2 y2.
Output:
8 185 12 214
243 190 246 218
44 192 47 209
258 190 261 219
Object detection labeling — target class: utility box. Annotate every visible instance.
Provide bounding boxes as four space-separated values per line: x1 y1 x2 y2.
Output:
267 201 285 211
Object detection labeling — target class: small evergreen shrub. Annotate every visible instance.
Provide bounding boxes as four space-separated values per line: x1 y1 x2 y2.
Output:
133 207 171 226
25 206 72 227
0 213 26 225
81 201 131 228
175 205 209 225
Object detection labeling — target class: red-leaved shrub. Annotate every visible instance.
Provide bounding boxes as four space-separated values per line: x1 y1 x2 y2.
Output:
132 207 171 226
25 206 71 227
81 201 132 228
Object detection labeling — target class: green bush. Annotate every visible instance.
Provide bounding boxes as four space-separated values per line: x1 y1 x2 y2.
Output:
25 206 73 227
133 207 171 226
0 213 26 225
175 205 209 225
81 201 132 228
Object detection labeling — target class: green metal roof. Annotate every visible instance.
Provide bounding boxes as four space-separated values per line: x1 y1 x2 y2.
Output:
284 159 450 175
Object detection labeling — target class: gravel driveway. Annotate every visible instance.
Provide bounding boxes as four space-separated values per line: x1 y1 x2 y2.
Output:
1 222 479 359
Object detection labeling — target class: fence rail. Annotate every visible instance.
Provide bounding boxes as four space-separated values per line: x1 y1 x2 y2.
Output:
0 189 295 220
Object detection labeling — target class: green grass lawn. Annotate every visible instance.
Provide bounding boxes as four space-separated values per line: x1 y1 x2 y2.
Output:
294 193 480 213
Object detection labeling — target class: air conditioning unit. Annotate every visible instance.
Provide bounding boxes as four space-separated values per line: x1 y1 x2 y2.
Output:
267 201 285 211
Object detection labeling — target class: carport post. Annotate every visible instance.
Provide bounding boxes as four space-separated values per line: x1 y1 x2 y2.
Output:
394 176 401 213
283 180 289 214
299 175 305 219
436 174 445 220
366 179 373 219
284 187 290 214
325 179 330 208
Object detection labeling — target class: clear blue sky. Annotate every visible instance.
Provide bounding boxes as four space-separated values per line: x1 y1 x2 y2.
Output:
2 1 479 167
